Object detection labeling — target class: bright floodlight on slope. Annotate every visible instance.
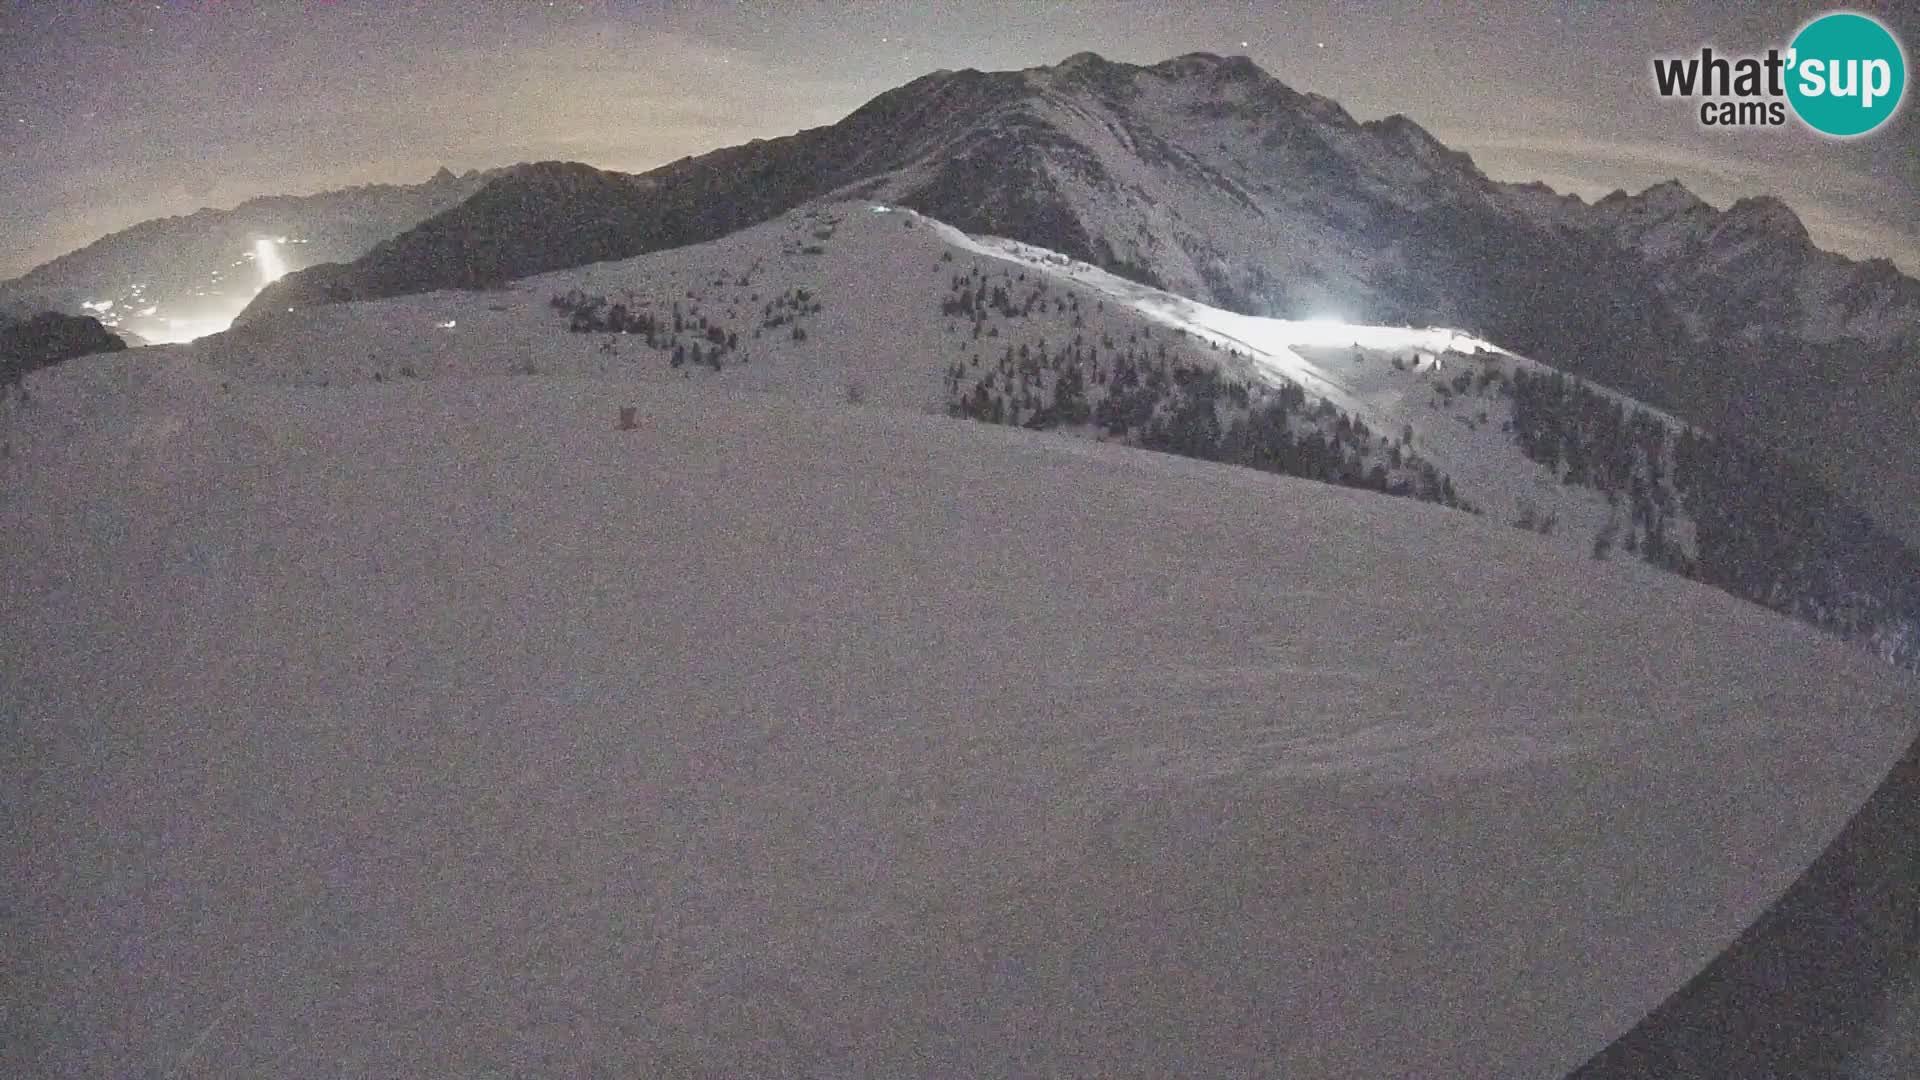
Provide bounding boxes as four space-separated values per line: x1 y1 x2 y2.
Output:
252 237 288 290
1292 313 1363 348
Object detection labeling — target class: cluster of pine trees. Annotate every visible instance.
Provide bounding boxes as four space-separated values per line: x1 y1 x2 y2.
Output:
936 273 1474 514
1508 369 1685 570
549 282 822 374
549 289 737 372
1210 386 1470 509
1508 365 1920 669
758 287 821 340
942 264 1087 340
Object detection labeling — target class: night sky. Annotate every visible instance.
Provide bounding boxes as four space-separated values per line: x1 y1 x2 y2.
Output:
2 0 1915 280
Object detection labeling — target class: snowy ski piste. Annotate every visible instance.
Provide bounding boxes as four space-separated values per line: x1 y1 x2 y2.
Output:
5 208 1918 1076
905 203 1681 423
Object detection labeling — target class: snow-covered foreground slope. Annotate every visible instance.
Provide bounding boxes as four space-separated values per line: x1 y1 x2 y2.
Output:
5 353 1915 1077
195 201 1666 564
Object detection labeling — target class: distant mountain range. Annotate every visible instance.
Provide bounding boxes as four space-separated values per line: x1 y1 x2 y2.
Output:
0 167 500 343
232 51 1920 547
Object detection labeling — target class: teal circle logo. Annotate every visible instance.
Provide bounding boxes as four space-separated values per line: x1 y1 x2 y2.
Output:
1786 12 1907 137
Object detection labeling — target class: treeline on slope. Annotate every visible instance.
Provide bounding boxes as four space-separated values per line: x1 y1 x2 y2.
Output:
935 267 1475 514
1 312 126 389
548 278 820 373
1404 201 1920 559
1506 369 1688 571
1509 368 1920 669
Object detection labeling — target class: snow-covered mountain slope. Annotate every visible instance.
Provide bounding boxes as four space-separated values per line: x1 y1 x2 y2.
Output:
199 204 1591 530
233 52 1920 549
5 340 1916 1077
183 200 1920 670
918 209 1693 545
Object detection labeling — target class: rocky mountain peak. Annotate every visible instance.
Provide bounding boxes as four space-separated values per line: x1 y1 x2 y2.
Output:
1150 51 1260 79
1596 179 1709 219
1722 194 1811 245
1365 113 1470 167
1641 179 1707 211
1040 50 1274 97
